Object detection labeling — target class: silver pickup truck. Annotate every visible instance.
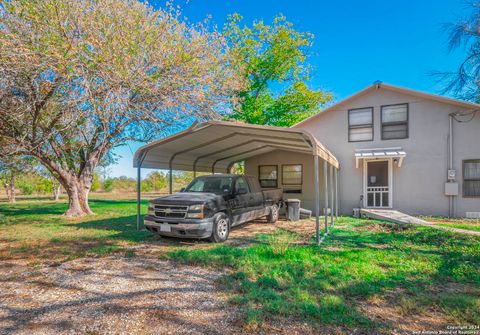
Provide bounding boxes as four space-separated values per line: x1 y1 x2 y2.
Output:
144 174 283 242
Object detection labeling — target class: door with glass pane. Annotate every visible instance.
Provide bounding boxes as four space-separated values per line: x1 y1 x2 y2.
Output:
365 160 391 208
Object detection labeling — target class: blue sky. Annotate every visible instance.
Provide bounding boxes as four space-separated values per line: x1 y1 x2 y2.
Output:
111 0 467 178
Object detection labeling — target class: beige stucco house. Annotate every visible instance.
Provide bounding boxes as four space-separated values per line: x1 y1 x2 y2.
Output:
244 82 480 217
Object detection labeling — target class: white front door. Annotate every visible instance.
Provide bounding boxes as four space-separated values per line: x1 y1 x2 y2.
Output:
364 159 393 208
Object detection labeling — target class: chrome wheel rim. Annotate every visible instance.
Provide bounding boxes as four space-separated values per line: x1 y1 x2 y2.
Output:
217 218 228 238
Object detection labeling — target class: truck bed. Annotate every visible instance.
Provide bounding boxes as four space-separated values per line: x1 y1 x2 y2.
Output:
262 188 283 206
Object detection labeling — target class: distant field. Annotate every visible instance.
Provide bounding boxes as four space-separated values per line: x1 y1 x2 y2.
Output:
1 196 479 334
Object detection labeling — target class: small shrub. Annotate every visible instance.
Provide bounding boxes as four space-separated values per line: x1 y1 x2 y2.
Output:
19 183 34 195
91 173 101 192
103 178 113 192
267 233 291 256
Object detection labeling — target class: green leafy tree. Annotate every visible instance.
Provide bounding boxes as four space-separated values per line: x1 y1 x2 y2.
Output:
103 178 113 193
144 171 167 192
0 156 36 202
90 173 101 192
140 181 153 192
225 14 333 127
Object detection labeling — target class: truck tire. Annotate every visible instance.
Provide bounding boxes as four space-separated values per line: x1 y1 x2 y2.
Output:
266 204 279 223
209 213 230 243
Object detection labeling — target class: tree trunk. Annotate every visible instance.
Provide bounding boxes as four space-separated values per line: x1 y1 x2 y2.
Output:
33 147 103 217
53 183 61 201
9 174 15 203
3 182 10 202
62 176 94 217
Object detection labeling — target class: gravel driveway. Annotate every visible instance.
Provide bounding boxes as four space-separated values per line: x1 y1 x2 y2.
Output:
0 255 241 335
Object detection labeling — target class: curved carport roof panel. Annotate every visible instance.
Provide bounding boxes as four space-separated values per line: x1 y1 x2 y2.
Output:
133 120 339 172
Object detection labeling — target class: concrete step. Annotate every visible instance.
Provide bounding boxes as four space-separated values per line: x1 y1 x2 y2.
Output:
360 209 480 236
360 209 431 226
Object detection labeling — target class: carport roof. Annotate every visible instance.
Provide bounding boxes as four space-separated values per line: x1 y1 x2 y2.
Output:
133 120 339 172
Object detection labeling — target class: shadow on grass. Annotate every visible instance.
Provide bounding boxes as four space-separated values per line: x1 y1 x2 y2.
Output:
0 203 67 217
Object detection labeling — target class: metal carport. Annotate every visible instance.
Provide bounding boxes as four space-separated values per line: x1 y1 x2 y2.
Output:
133 120 340 244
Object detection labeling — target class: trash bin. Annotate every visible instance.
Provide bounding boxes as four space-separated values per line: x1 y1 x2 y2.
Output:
285 199 301 221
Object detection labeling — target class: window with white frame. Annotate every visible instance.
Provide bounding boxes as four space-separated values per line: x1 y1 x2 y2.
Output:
258 165 278 188
282 164 302 193
463 159 480 197
348 107 373 142
381 104 408 140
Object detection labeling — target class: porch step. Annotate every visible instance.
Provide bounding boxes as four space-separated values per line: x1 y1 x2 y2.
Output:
360 209 430 226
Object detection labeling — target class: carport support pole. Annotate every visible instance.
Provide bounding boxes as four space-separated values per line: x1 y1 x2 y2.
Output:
329 164 334 226
323 160 329 233
314 155 320 245
169 168 173 194
136 165 141 231
334 168 339 217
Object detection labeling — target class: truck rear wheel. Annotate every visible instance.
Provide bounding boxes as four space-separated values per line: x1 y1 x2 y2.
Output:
209 213 230 243
266 204 279 223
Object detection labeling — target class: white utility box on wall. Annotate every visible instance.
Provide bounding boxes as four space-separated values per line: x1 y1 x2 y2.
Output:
445 183 459 196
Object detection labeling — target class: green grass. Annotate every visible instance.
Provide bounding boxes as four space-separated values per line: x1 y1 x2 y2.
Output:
420 216 480 232
165 218 480 332
435 222 480 232
1 197 479 333
0 196 151 260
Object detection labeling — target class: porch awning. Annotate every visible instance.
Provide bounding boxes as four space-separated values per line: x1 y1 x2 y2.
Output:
355 147 406 168
133 120 339 172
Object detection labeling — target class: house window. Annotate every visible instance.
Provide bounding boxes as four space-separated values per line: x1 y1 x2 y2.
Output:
282 164 303 193
258 165 278 188
463 159 480 197
381 104 408 140
348 107 373 142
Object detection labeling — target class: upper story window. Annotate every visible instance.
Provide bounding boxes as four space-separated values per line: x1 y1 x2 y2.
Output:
381 103 408 140
258 165 278 188
463 159 480 197
348 107 373 142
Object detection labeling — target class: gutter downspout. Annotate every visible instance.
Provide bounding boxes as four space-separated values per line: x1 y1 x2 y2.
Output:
448 114 455 218
447 109 479 217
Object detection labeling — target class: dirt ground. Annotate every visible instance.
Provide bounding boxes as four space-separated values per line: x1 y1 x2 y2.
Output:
0 220 321 335
1 256 239 335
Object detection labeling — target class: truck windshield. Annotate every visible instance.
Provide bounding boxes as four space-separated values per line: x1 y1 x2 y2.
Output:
185 176 234 194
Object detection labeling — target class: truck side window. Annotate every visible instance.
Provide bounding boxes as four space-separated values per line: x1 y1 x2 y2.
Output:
235 177 250 194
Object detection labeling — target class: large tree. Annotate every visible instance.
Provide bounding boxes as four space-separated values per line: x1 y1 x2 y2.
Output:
0 0 241 216
442 2 480 101
225 14 333 127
